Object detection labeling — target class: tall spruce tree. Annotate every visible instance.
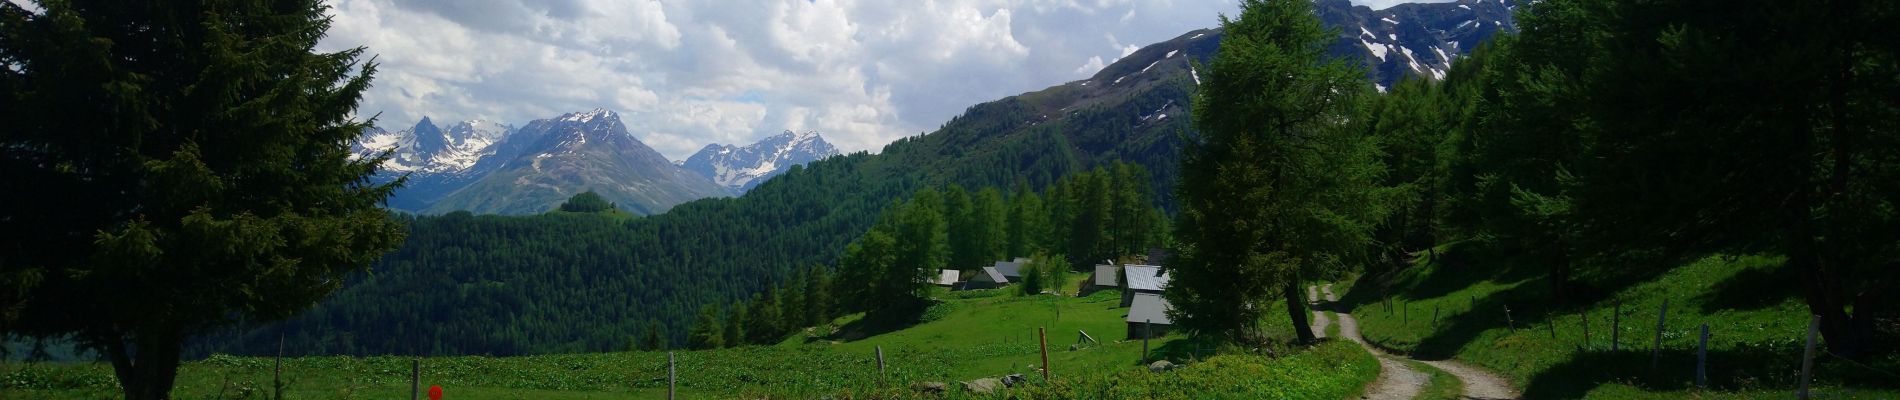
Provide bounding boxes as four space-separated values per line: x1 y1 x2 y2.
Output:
1166 0 1383 343
0 1 405 398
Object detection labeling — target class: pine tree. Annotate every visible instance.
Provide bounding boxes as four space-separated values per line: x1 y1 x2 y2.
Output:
971 187 1010 264
722 301 746 348
1166 0 1383 343
802 264 831 327
643 325 667 351
744 289 783 344
686 305 724 350
1006 188 1049 259
0 1 405 398
779 274 806 331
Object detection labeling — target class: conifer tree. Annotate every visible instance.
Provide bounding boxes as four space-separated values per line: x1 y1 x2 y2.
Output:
0 1 406 398
803 264 831 327
1166 0 1383 343
723 301 746 348
686 305 724 350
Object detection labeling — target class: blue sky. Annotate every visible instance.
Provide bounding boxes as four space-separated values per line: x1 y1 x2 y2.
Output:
293 0 1448 159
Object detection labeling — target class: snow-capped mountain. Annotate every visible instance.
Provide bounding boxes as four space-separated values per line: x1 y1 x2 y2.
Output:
677 130 840 192
424 109 733 215
351 117 515 175
1316 0 1517 91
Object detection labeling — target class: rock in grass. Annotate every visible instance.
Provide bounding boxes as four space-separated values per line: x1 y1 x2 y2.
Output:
1149 360 1175 373
1001 373 1027 387
962 378 1002 394
912 381 948 394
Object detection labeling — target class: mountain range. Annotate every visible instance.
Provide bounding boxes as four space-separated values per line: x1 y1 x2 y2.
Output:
353 110 841 215
678 130 840 192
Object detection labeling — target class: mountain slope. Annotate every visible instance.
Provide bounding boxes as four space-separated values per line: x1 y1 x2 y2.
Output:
679 130 840 192
1318 0 1518 90
424 109 733 215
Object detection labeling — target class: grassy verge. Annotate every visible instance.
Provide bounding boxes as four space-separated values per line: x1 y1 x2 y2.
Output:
1338 247 1900 399
1402 360 1462 400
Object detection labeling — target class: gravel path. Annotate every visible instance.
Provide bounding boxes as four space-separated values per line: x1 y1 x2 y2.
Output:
1317 284 1522 400
1313 285 1424 400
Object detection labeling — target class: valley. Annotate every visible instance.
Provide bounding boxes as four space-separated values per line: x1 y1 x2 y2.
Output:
5 0 1898 399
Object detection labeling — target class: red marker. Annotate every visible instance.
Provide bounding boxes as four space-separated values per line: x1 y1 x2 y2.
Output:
428 385 443 400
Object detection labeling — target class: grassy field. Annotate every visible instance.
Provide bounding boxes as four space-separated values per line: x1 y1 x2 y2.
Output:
3 275 1379 399
1336 246 1900 399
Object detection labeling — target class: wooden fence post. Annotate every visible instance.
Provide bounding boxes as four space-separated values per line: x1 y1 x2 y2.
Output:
1799 315 1819 399
875 345 886 386
1432 305 1440 327
274 335 284 400
667 352 675 400
1504 305 1516 333
1612 301 1621 352
1580 308 1591 350
1547 311 1558 339
1696 323 1709 389
1038 327 1050 381
410 358 419 400
1653 300 1669 369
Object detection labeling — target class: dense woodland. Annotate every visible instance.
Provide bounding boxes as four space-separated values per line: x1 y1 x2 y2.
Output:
1166 0 1899 360
686 164 1168 349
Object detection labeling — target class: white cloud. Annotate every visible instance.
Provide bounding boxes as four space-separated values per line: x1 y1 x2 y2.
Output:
1073 56 1106 76
320 0 1244 160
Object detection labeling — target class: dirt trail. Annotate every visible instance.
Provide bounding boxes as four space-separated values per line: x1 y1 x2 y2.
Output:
1317 284 1521 400
1312 285 1424 400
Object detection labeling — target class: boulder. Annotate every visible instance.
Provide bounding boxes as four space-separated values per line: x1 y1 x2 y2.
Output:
1001 373 1027 387
962 378 1002 394
912 381 948 394
1149 360 1175 373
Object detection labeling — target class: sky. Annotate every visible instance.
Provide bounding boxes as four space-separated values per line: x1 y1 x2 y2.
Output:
7 0 1448 160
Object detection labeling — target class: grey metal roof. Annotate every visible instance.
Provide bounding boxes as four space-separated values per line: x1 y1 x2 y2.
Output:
934 269 960 286
1123 264 1169 291
1126 293 1173 325
1093 265 1120 287
977 267 1009 284
992 259 1026 278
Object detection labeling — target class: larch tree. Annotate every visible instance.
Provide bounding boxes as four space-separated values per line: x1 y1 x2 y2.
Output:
1164 0 1383 344
0 1 406 399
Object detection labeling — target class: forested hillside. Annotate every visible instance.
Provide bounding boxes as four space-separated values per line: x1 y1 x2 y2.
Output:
192 30 1213 356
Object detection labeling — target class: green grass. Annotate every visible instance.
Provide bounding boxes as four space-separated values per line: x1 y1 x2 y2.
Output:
1402 360 1462 400
2 273 1379 399
1338 246 1900 399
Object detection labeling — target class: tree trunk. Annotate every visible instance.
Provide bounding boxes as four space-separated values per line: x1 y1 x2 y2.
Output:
104 333 184 400
1791 81 1866 359
1284 279 1315 343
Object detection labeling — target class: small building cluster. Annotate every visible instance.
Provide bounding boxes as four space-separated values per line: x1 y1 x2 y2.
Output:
962 257 1028 290
922 252 1176 340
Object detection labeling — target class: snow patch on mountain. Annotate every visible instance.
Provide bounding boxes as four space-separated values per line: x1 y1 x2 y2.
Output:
679 130 840 192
